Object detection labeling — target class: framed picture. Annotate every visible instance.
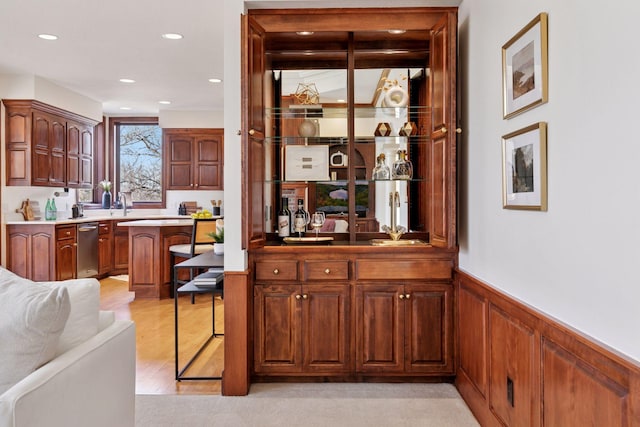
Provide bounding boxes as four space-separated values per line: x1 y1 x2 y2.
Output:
502 122 547 210
502 12 548 119
284 144 329 181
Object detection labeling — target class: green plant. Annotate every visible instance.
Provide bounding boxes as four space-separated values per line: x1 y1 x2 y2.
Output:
207 227 224 243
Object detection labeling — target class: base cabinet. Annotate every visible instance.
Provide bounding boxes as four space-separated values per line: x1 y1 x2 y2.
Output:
254 282 350 374
55 225 77 281
355 283 452 374
251 249 455 380
98 221 114 275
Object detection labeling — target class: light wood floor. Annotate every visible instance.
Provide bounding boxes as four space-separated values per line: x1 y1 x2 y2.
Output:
99 277 223 395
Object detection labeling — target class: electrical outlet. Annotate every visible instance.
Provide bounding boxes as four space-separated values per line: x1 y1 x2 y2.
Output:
507 376 514 407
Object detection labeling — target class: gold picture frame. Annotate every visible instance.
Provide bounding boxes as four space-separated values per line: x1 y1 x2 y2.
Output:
502 122 547 211
502 12 548 119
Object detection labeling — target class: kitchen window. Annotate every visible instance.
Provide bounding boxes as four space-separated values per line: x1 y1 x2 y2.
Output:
108 117 164 208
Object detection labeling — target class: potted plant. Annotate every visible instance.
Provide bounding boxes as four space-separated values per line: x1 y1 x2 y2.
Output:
208 227 224 255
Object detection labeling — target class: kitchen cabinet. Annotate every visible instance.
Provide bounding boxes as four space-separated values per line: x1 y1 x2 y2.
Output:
55 225 77 281
98 221 114 275
163 128 224 190
6 224 55 281
254 258 350 374
113 219 132 274
3 100 97 188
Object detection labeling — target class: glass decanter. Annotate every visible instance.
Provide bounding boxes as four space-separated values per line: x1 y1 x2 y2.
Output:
392 149 413 180
372 153 391 180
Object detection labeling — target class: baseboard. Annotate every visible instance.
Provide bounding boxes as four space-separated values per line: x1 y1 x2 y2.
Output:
455 269 640 426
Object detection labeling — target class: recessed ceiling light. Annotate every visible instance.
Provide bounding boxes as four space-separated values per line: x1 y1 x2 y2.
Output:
38 34 58 41
158 100 171 105
161 33 183 40
388 29 406 35
296 31 314 36
119 78 135 83
208 78 222 83
120 107 132 110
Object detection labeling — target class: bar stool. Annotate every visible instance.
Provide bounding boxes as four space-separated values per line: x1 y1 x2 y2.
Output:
169 218 218 301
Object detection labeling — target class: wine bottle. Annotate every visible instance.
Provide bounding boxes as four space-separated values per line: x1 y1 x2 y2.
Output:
292 199 308 238
277 197 291 238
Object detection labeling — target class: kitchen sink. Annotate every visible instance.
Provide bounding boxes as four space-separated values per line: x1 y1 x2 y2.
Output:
369 239 429 247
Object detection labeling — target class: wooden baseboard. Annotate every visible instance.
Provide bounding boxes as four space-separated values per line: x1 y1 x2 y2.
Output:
455 269 640 426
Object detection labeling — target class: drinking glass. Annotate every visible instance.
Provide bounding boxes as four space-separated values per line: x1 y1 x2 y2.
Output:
310 212 326 239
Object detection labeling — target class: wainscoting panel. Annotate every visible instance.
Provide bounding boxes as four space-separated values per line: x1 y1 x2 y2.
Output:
455 270 640 426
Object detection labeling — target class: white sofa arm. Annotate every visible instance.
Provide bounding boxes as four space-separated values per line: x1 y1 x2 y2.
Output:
0 318 136 427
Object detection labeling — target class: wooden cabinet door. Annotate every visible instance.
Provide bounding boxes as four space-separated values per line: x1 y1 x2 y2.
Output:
7 226 55 281
113 222 130 272
56 240 77 281
4 102 31 186
79 124 94 188
355 284 404 373
403 283 453 373
98 222 113 275
66 121 81 187
194 132 223 189
254 284 302 373
165 133 194 189
242 14 267 249
32 111 66 186
303 283 351 373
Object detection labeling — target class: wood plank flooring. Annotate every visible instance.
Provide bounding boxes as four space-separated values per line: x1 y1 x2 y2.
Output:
99 277 223 395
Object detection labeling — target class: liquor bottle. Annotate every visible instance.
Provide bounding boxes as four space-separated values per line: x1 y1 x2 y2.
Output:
392 149 413 180
292 199 309 238
372 153 391 180
277 197 291 238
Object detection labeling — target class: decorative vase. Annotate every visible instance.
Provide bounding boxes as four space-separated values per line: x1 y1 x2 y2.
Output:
392 150 413 180
214 243 224 255
102 191 112 209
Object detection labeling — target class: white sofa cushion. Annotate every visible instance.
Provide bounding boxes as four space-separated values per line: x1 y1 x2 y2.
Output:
51 279 100 355
0 274 71 395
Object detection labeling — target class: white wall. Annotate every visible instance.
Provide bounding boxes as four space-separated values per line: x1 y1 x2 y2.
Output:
159 110 224 128
458 0 640 361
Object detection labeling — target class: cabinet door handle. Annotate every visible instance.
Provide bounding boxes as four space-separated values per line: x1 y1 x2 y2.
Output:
405 293 411 299
249 129 256 136
295 294 301 300
440 126 447 134
73 243 77 247
273 268 279 275
399 294 405 300
456 127 462 134
324 268 330 274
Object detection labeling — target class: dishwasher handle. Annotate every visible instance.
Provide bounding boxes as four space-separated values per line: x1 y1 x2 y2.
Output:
78 225 98 232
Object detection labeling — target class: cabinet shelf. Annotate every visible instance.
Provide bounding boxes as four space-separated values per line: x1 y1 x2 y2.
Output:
266 105 431 119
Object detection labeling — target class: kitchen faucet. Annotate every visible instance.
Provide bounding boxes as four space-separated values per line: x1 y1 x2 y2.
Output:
119 192 128 216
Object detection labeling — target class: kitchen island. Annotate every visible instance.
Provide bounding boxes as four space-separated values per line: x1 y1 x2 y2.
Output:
118 219 195 299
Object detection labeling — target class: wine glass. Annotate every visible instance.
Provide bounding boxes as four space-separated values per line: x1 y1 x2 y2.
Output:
310 212 326 239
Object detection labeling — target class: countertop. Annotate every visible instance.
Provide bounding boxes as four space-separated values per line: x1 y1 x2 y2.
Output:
5 214 196 226
117 218 197 227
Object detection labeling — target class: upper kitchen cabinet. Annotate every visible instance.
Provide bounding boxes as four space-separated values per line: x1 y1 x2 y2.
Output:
163 128 224 190
242 8 458 248
3 100 97 188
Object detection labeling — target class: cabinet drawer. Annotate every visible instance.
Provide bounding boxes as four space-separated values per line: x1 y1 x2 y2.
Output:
56 225 76 241
355 259 452 281
304 260 349 281
98 222 112 235
255 260 298 281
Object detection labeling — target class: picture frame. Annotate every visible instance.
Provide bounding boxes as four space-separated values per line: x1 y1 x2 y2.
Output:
502 12 548 119
502 122 547 211
284 144 330 181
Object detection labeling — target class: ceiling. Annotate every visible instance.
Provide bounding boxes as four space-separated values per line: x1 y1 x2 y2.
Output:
0 0 460 117
0 0 224 116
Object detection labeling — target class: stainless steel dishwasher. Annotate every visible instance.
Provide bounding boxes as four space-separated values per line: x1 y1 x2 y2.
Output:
77 222 99 278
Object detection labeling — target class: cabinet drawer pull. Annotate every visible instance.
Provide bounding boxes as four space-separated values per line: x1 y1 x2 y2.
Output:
324 268 330 274
273 268 279 275
66 231 71 236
